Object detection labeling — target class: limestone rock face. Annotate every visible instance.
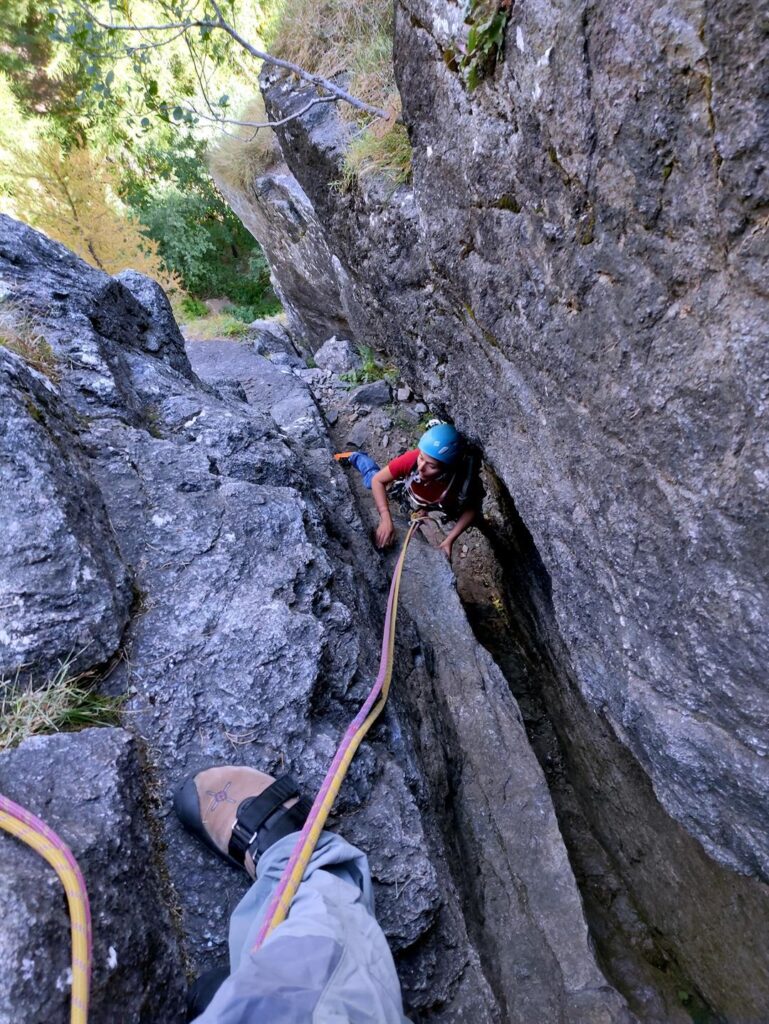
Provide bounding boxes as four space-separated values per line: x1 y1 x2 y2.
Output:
115 269 194 379
247 5 769 1017
0 349 130 683
0 728 186 1024
257 3 769 882
213 168 351 347
397 542 633 1024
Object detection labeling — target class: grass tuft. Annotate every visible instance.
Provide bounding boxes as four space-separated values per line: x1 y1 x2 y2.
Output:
207 95 282 193
340 343 398 385
0 662 125 751
342 120 412 188
0 305 60 382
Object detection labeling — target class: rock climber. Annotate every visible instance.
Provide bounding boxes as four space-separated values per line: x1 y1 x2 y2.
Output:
174 765 411 1023
336 423 483 558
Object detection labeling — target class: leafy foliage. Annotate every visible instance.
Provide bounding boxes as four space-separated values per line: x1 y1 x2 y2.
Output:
2 133 178 284
178 295 209 320
229 296 283 322
0 0 87 135
0 4 279 311
446 0 510 91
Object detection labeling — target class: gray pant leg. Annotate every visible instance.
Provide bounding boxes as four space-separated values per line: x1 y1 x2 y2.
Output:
194 831 411 1024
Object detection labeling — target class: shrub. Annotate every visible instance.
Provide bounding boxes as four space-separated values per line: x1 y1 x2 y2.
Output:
123 136 277 309
179 296 209 320
230 297 283 323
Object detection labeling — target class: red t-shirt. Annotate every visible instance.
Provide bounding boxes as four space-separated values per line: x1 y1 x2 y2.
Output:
387 449 455 505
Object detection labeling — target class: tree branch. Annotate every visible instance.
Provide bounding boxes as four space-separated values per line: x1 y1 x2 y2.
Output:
69 0 394 123
207 0 391 120
175 95 339 134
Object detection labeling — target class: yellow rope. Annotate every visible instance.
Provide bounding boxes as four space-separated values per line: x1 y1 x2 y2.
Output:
0 803 90 1023
253 517 420 947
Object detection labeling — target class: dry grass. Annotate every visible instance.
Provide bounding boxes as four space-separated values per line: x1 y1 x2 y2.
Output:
207 95 282 193
266 0 393 83
182 312 252 340
0 305 59 382
208 0 411 190
342 120 412 187
264 0 411 186
0 662 124 751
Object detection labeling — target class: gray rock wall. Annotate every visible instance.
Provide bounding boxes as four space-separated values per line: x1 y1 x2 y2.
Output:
0 350 131 683
213 167 352 348
258 0 769 880
225 0 769 1016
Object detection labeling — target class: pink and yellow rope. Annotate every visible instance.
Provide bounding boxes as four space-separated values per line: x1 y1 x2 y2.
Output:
252 517 421 950
0 794 91 1024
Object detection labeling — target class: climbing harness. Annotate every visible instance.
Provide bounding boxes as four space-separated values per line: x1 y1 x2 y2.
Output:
402 465 457 512
0 794 91 1024
251 515 423 950
399 447 480 517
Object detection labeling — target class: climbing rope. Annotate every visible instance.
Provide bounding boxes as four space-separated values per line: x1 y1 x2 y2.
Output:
0 794 91 1023
252 515 422 950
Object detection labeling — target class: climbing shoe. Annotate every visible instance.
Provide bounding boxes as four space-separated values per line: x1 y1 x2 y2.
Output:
173 766 312 879
333 451 355 461
186 966 229 1022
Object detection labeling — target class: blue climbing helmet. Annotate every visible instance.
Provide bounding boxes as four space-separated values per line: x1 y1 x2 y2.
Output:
417 423 461 465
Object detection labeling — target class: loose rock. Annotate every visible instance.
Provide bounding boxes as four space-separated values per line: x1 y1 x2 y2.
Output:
349 379 392 407
314 335 361 373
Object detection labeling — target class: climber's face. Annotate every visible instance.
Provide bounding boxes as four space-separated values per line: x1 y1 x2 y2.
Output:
416 451 444 480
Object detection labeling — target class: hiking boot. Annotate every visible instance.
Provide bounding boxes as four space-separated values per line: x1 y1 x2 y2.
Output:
173 766 312 879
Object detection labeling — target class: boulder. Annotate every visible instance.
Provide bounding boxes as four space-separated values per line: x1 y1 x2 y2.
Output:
314 335 361 373
116 270 194 379
349 379 392 407
0 728 186 1024
0 349 131 684
250 319 304 368
346 420 371 448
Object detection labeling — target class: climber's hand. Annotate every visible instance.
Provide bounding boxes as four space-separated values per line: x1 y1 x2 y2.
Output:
438 536 453 559
376 516 396 549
